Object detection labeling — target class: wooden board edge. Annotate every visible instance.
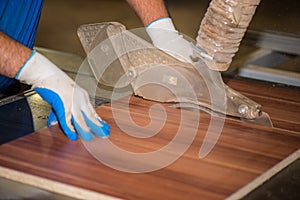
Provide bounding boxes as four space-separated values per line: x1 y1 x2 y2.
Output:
226 148 300 200
0 166 122 200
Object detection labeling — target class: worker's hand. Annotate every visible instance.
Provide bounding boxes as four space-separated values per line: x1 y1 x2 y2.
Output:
146 18 193 63
16 50 110 141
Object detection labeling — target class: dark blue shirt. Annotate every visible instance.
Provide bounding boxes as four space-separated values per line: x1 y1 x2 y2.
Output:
0 0 43 91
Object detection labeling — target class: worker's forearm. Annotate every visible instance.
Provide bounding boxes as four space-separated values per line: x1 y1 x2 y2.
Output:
126 0 169 26
0 31 32 78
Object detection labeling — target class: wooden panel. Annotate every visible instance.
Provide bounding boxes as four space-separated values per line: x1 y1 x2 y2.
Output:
0 86 300 200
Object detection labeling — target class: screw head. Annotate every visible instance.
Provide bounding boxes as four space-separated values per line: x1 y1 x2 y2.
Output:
127 70 134 77
238 104 249 116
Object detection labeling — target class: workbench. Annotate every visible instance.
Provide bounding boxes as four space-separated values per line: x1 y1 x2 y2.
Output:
0 75 299 199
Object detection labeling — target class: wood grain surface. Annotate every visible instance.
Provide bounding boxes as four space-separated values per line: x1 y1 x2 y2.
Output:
0 79 300 200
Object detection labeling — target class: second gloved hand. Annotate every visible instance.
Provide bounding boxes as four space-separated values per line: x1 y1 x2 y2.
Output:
16 50 110 141
146 17 194 63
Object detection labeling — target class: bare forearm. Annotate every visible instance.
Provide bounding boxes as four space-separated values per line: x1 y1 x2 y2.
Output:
0 31 32 78
126 0 169 26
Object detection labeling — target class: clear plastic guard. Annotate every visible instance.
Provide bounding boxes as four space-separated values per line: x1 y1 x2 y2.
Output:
77 22 273 126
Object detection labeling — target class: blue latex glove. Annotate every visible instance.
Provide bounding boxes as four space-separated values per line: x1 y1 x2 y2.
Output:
16 50 110 141
146 18 194 63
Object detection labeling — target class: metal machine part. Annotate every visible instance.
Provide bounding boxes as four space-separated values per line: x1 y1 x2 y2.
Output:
0 89 50 144
77 22 273 126
0 177 77 200
230 30 300 87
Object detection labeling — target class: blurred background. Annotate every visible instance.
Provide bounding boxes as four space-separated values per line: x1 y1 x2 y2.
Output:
35 0 300 57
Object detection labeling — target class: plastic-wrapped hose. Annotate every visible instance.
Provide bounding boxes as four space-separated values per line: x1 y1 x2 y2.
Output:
196 0 261 71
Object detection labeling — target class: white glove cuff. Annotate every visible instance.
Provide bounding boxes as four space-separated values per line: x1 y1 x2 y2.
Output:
16 50 65 87
146 18 179 45
146 17 175 31
15 50 36 80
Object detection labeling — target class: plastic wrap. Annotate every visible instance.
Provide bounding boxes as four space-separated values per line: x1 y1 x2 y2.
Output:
196 0 261 71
